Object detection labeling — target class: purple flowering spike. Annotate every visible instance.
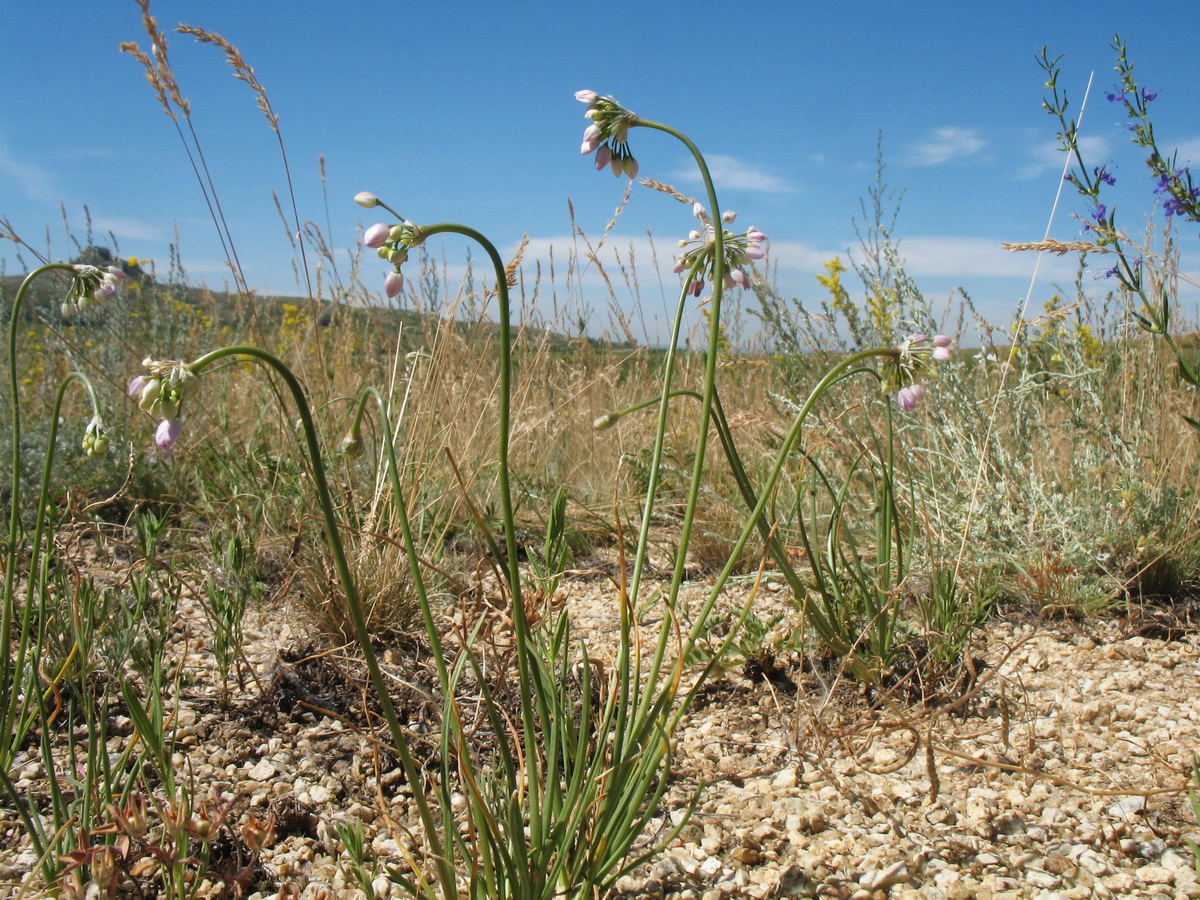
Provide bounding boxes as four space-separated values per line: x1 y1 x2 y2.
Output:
155 418 182 451
363 223 391 249
385 270 404 299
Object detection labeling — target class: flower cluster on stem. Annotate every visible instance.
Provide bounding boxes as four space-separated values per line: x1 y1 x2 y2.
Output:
884 332 953 410
81 415 109 459
361 216 420 299
673 203 765 296
577 90 640 178
61 264 124 316
128 359 198 451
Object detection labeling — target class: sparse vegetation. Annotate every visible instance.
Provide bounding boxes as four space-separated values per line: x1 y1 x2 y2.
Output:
2 14 1199 900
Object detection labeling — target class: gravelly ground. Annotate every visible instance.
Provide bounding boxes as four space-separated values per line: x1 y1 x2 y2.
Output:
4 576 1200 899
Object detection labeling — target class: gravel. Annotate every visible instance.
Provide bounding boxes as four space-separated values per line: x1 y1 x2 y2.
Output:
4 579 1200 899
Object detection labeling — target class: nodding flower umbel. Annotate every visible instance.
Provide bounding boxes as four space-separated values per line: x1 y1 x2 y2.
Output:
358 210 418 301
885 333 953 410
671 202 767 298
61 265 124 316
131 358 199 451
576 90 640 178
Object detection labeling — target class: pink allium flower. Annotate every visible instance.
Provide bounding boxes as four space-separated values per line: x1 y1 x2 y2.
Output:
128 375 148 398
722 210 737 224
933 334 953 348
744 245 766 260
575 89 598 104
155 418 182 451
581 123 602 154
693 202 708 220
932 346 952 362
363 223 390 249
896 384 926 411
594 144 611 171
107 266 126 281
622 156 639 178
384 269 404 299
747 227 767 243
729 268 747 287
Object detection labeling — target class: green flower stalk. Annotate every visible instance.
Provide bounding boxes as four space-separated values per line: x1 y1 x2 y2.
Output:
3 266 124 762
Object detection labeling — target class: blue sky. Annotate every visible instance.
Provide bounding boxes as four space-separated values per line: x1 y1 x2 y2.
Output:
3 1 1198 344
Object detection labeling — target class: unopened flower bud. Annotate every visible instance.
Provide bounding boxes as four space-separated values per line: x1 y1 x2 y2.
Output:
932 346 951 362
388 224 406 242
933 334 953 348
623 156 639 178
744 245 765 260
363 223 390 249
138 378 162 411
385 269 404 299
387 247 409 264
575 89 598 104
693 202 708 220
339 432 365 459
354 192 380 208
593 412 619 431
156 418 182 451
896 384 925 411
721 210 737 223
594 144 611 171
106 266 126 281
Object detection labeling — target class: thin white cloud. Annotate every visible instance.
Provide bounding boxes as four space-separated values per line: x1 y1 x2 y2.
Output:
1016 136 1110 181
672 154 796 193
0 139 57 202
908 127 986 166
91 215 166 243
1172 136 1200 166
770 235 1077 282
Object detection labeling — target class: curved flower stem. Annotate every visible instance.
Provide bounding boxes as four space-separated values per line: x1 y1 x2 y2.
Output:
1 263 77 768
676 348 900 677
626 118 730 722
616 261 702 751
186 346 455 898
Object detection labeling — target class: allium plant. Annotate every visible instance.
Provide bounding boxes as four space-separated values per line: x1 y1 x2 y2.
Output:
1 263 129 889
353 91 956 896
1036 37 1200 433
90 90 954 899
